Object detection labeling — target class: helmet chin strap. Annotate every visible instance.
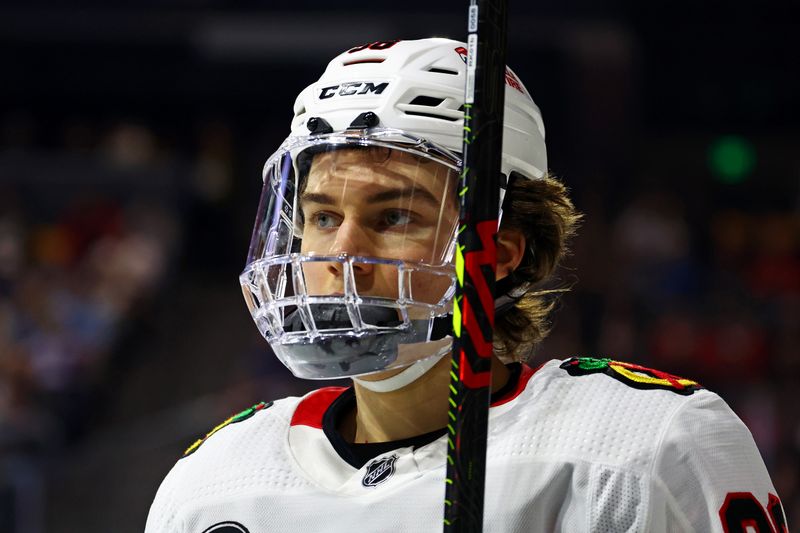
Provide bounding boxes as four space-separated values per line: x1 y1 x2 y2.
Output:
352 350 449 393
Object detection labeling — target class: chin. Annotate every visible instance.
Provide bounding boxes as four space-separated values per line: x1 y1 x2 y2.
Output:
354 366 406 383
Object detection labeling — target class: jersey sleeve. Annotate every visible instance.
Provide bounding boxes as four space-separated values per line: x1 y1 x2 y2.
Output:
144 459 187 533
651 391 787 532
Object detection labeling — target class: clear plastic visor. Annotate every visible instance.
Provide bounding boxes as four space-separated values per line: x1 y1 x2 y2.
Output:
246 129 461 267
240 130 461 379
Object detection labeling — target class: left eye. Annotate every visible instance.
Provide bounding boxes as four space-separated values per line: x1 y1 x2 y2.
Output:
384 210 412 226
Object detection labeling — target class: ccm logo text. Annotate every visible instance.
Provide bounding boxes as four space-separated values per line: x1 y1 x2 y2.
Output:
319 82 389 99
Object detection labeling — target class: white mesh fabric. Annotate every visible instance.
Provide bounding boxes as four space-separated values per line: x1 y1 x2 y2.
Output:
652 392 781 532
145 397 313 533
488 360 684 472
146 359 782 532
484 460 591 531
590 466 646 532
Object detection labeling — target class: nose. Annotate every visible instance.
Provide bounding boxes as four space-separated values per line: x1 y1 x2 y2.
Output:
327 220 374 277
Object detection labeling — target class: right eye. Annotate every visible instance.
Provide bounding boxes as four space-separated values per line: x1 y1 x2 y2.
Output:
309 211 342 229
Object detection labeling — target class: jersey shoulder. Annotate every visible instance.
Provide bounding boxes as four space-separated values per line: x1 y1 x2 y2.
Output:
528 355 707 417
508 358 782 532
545 356 757 458
146 391 325 532
183 401 274 458
500 356 715 472
177 391 313 465
526 357 769 475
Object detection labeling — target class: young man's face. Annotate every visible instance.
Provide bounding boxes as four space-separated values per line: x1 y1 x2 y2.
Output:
298 147 458 307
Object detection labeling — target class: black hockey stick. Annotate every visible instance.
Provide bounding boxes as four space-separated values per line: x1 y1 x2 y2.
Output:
443 0 508 532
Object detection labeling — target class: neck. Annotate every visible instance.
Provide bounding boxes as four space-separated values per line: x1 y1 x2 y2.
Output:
340 356 511 444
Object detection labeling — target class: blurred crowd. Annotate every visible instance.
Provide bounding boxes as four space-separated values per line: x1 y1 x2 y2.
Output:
0 196 178 443
0 119 184 528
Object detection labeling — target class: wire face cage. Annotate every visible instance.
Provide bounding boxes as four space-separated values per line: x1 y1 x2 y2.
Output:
241 129 461 378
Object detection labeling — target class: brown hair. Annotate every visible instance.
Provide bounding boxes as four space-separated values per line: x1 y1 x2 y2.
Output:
494 172 582 362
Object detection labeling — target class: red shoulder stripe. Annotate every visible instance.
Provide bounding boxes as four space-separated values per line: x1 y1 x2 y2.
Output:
290 387 348 429
491 363 539 407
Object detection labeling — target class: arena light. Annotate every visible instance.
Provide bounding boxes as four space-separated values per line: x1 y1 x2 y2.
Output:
708 135 756 184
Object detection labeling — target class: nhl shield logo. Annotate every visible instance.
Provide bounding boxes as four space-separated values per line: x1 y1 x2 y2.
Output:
362 454 398 487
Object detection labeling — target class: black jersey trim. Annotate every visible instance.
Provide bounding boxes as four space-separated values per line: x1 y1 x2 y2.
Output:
559 357 702 396
323 363 523 469
323 389 447 469
490 362 522 402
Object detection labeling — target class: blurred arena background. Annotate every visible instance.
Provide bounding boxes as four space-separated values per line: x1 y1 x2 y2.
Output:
0 1 797 531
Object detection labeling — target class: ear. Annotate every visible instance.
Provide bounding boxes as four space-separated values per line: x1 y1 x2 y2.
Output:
496 229 526 281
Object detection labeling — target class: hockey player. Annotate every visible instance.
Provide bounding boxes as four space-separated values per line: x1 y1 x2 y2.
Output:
146 38 787 532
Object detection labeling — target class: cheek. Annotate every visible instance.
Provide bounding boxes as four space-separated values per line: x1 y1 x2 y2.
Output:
372 267 399 298
300 262 328 293
300 232 324 254
389 227 455 263
409 273 452 305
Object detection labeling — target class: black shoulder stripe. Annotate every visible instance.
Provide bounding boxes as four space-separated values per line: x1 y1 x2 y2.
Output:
560 357 702 396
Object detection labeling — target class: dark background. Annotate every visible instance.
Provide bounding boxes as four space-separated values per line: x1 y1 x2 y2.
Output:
0 1 797 531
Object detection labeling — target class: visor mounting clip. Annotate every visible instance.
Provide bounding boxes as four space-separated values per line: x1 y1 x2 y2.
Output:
348 111 380 129
307 117 334 135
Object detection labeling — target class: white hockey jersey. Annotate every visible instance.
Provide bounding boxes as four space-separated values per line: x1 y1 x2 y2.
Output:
145 358 787 532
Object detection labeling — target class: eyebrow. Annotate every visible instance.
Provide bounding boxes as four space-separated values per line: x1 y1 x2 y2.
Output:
300 186 442 208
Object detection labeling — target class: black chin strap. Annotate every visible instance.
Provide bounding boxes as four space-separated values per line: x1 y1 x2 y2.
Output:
494 276 528 317
430 279 523 338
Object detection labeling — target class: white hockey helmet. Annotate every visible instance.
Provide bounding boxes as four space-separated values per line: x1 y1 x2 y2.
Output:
240 38 547 380
291 38 546 183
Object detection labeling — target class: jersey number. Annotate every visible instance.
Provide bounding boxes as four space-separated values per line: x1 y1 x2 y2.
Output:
719 492 787 533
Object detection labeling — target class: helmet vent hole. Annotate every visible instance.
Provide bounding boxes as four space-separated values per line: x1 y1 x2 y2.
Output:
428 67 458 75
343 58 386 66
404 111 459 122
408 96 445 107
